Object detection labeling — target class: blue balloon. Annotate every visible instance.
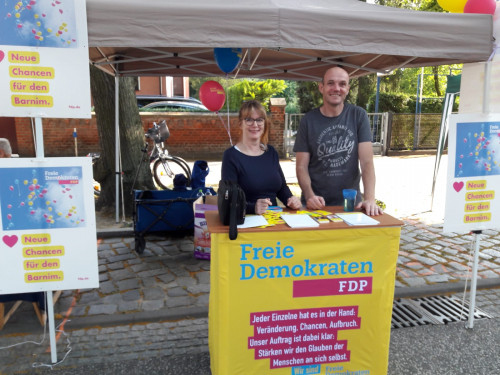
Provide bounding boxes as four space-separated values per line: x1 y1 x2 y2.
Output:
214 48 242 74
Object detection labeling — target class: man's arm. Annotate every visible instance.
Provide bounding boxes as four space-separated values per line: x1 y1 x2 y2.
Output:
295 152 325 209
358 142 383 216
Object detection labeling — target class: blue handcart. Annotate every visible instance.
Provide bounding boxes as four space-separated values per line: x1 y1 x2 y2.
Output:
133 188 215 254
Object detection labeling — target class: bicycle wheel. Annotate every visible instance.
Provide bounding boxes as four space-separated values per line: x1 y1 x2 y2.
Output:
153 156 191 190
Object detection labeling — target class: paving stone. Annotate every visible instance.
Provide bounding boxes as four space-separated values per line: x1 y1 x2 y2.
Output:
122 289 142 301
165 296 195 308
425 274 450 283
144 287 166 300
142 300 165 310
187 284 211 294
168 287 189 297
195 271 211 284
404 277 427 287
177 276 197 287
108 268 135 281
78 290 101 304
117 278 141 291
98 280 117 294
482 249 500 258
108 261 125 270
118 301 140 312
88 304 118 315
410 254 438 266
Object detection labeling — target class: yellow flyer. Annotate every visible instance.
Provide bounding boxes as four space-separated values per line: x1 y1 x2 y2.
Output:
209 226 401 375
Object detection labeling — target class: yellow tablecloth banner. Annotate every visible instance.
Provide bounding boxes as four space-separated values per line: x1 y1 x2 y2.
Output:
209 226 401 375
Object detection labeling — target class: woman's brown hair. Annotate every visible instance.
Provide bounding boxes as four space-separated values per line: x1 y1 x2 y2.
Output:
238 100 269 146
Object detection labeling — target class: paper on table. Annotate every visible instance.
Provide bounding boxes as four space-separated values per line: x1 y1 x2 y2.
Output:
237 215 269 228
281 214 319 228
335 212 380 226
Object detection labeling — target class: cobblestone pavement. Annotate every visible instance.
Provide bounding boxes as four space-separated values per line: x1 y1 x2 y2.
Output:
1 289 499 374
1 155 500 373
3 219 498 333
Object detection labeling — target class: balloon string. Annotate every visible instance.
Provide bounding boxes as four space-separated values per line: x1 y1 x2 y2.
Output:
217 111 233 146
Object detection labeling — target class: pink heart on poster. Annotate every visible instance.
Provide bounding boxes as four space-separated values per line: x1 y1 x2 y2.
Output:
2 235 18 248
453 181 464 192
0 50 4 63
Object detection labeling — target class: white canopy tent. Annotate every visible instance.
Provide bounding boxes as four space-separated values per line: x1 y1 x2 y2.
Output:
87 0 493 79
84 0 494 222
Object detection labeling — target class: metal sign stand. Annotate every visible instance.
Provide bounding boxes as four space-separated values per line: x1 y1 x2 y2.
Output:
466 230 482 329
34 117 57 363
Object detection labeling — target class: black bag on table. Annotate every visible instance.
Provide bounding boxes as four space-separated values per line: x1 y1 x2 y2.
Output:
217 180 246 240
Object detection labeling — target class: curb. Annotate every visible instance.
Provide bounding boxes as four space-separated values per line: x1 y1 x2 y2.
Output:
97 228 135 239
394 278 500 299
5 281 499 336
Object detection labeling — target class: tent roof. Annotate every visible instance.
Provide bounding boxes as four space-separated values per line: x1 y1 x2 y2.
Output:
87 0 493 80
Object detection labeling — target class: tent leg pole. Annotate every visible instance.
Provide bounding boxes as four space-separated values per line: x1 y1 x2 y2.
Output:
466 231 481 329
115 75 120 223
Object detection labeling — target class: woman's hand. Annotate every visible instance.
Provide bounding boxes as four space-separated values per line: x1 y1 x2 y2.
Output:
287 196 302 210
255 198 272 214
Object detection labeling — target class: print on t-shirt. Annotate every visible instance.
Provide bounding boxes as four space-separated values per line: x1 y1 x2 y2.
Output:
317 123 355 176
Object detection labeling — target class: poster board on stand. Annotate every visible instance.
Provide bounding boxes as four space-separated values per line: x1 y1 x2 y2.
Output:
0 157 98 294
444 113 500 234
0 0 91 118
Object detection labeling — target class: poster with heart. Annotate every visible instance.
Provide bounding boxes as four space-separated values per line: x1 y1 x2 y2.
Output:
444 113 500 233
0 0 90 118
0 157 98 294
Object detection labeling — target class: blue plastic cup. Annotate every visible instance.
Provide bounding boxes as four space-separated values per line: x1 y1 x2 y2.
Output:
343 189 357 212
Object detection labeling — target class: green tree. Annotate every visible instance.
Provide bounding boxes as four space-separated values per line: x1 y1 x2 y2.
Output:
90 65 155 216
297 81 322 113
190 78 287 111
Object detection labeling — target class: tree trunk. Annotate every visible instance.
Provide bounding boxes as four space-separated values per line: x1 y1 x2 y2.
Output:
432 66 442 97
89 65 155 218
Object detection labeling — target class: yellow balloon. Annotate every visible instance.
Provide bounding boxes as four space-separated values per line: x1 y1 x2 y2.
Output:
47 28 52 33
437 0 467 13
15 12 20 18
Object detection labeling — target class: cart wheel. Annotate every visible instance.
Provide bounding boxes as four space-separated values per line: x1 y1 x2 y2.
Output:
135 236 146 254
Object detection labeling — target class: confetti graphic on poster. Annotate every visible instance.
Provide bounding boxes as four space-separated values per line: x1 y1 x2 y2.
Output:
455 121 500 178
0 166 86 230
1 0 78 48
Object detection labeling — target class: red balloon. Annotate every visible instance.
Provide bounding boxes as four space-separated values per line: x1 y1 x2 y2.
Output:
199 81 226 112
464 0 496 15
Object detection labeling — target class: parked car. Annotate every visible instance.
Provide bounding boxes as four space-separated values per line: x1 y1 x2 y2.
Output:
140 100 209 112
136 95 203 108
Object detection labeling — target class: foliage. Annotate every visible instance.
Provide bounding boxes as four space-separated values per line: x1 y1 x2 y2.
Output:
281 80 300 114
375 0 441 11
351 75 376 109
226 79 287 111
296 81 322 113
190 77 287 112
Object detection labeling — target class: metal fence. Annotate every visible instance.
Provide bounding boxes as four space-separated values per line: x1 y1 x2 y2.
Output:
389 113 442 151
284 112 443 157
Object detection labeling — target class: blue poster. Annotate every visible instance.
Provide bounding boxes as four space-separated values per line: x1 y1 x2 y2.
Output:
0 166 86 230
0 0 78 48
455 121 500 178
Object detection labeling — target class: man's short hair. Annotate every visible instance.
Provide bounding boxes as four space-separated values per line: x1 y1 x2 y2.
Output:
0 138 12 156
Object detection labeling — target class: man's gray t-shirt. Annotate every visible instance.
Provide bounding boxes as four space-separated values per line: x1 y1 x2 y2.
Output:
293 104 372 205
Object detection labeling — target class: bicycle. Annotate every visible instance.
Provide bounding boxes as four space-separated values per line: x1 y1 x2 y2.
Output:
142 120 192 190
87 152 101 198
